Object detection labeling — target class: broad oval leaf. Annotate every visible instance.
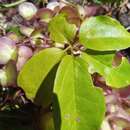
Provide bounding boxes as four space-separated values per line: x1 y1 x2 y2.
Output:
48 14 77 43
53 55 105 130
81 52 130 88
18 48 64 100
79 16 130 51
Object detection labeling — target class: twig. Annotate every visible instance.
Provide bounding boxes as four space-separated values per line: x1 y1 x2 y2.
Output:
1 0 26 8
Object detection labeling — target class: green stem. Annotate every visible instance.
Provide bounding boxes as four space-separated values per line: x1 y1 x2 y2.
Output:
64 45 71 52
2 0 26 8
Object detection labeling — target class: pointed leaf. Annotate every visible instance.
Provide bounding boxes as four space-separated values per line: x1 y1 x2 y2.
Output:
81 52 130 88
53 55 105 130
18 48 64 100
79 16 130 51
48 15 77 43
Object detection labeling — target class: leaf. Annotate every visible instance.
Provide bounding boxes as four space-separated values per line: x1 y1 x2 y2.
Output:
105 58 130 87
81 52 109 76
53 55 105 130
34 64 58 108
36 8 54 23
7 26 22 37
60 6 81 26
81 52 130 88
17 48 64 100
48 14 77 43
5 60 17 86
79 16 130 51
86 49 115 67
40 112 55 130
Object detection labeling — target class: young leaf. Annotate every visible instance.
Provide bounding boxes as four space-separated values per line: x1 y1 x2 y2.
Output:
48 14 77 43
17 48 64 100
53 55 105 130
81 52 130 88
79 16 130 51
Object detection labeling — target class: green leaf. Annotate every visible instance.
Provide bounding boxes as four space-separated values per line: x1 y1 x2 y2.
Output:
40 112 55 130
105 58 130 87
81 52 130 88
53 55 105 130
81 52 109 76
7 26 22 37
48 14 77 43
86 49 115 67
34 64 58 108
79 16 130 51
18 48 64 100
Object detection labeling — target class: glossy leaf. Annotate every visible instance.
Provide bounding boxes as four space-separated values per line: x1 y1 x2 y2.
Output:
34 64 58 108
18 48 64 100
81 52 109 76
86 49 115 67
105 58 130 87
79 16 130 51
48 14 77 43
81 52 130 88
53 55 105 130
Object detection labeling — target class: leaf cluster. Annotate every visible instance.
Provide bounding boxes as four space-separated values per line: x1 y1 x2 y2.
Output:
17 5 130 130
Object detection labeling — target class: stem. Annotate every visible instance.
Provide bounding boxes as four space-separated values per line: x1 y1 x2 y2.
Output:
64 45 71 52
2 0 26 8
